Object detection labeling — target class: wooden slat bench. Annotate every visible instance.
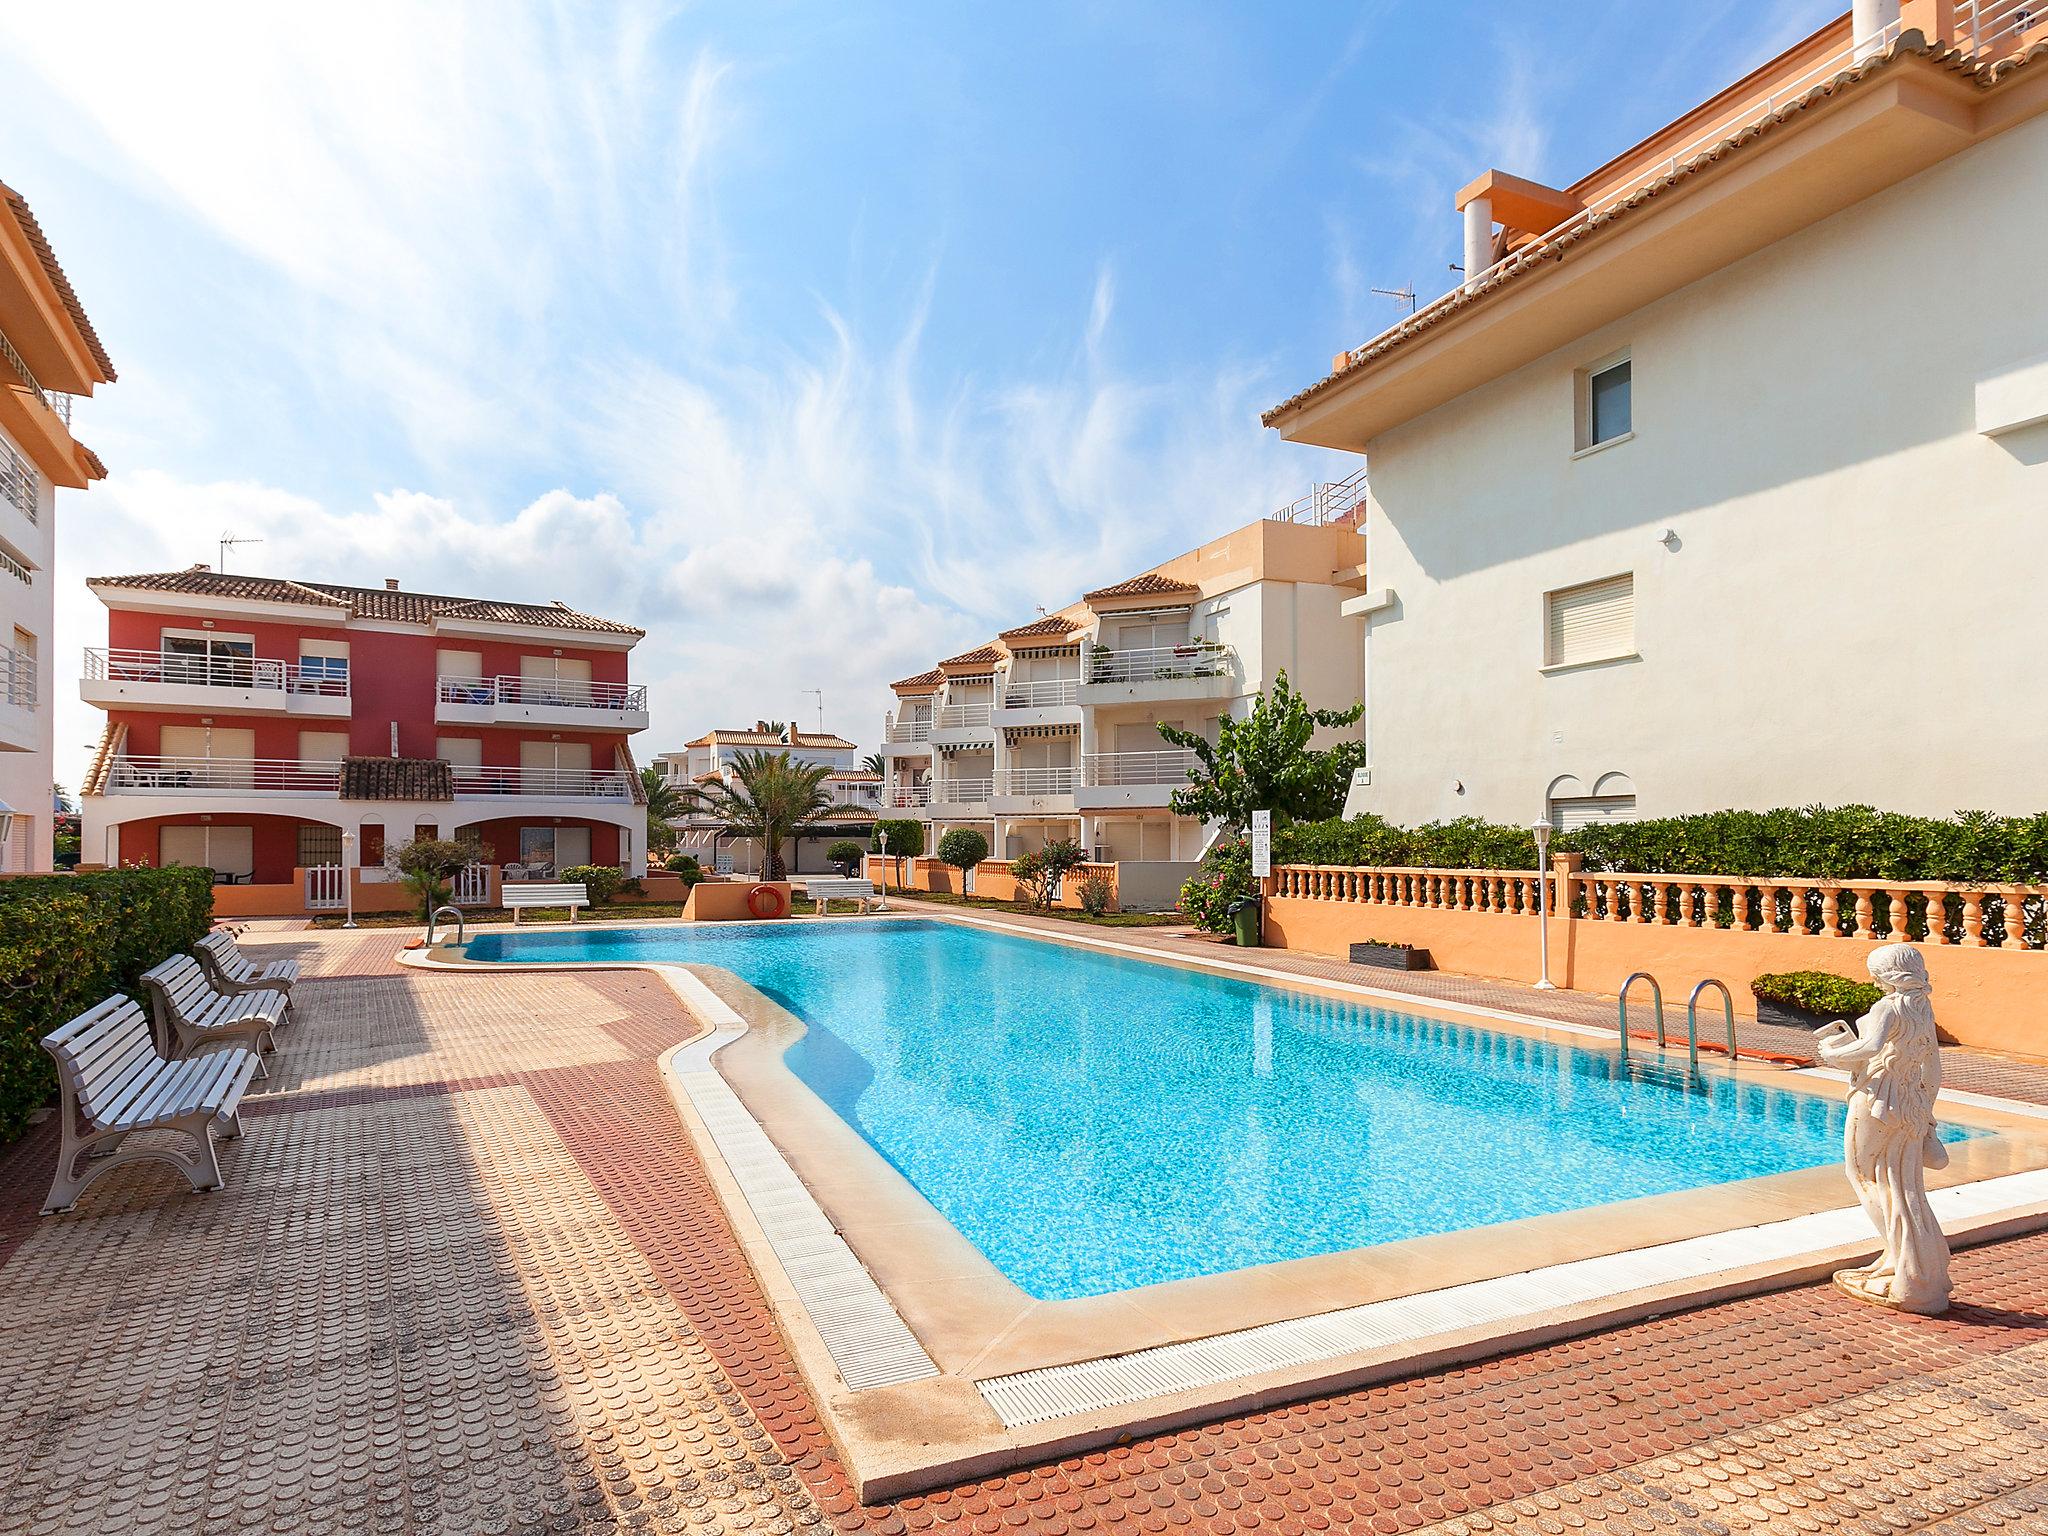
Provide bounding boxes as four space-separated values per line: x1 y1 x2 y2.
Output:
39 996 260 1213
503 881 589 923
804 877 880 915
196 929 300 1017
141 955 286 1072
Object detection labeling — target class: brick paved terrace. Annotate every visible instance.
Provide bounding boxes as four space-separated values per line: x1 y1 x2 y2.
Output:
4 926 2048 1535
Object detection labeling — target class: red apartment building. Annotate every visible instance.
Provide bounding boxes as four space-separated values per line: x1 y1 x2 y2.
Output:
78 566 649 912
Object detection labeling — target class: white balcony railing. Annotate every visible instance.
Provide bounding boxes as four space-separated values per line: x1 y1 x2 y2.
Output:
1001 677 1080 708
996 766 1077 796
85 646 351 697
1087 643 1233 685
1 440 36 524
1269 466 1367 526
935 701 992 729
933 776 994 804
1 644 34 710
105 756 343 794
449 766 634 800
886 718 933 743
883 783 932 808
436 674 646 713
1083 749 1198 786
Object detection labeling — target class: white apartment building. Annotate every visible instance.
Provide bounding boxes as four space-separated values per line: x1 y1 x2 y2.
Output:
654 722 880 874
880 511 1368 881
1265 6 2048 831
0 182 115 871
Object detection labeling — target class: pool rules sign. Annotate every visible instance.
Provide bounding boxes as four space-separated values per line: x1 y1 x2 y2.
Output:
1250 809 1271 878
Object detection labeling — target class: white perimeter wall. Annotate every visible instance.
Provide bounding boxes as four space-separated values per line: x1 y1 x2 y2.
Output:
1353 111 2048 827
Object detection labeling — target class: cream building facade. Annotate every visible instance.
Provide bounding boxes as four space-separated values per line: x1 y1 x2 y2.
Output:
1264 7 2048 832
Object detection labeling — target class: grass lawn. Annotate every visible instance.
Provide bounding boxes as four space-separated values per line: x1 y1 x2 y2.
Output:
883 891 1187 927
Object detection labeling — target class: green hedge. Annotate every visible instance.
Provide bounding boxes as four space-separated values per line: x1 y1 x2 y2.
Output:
1273 806 2048 882
1752 970 1884 1016
0 867 214 1141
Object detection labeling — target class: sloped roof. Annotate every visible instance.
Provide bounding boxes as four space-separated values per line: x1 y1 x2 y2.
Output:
998 616 1082 641
938 644 1005 669
1083 572 1199 603
341 756 453 801
1 182 116 381
890 669 943 694
88 567 643 636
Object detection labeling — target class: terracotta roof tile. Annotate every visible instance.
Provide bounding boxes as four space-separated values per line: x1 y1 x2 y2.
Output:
1262 31 2034 427
81 721 124 796
1083 572 1199 602
890 669 943 694
998 616 1081 640
87 567 642 636
340 756 453 801
1 183 115 382
938 643 1005 669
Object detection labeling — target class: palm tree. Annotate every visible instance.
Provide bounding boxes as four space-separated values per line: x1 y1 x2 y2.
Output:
860 751 885 777
681 749 860 880
640 765 689 856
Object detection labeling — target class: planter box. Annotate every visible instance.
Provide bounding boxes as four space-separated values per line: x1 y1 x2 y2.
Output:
1755 997 1852 1031
1349 941 1431 972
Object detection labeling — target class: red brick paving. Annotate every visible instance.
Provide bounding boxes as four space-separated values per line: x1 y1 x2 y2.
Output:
2 927 2045 1536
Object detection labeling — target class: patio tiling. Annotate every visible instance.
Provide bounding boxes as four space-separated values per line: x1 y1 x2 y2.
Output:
1 926 2045 1535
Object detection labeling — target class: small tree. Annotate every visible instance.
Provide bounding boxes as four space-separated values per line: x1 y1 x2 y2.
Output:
1158 669 1365 835
826 839 867 875
391 837 468 923
1013 839 1086 909
640 765 688 856
872 818 924 878
936 828 988 891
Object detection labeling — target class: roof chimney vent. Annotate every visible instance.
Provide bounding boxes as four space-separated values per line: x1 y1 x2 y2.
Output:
384 578 399 590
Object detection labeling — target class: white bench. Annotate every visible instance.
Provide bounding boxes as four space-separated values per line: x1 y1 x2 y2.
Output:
805 877 880 915
141 954 286 1073
196 930 300 1017
39 996 260 1213
503 881 589 923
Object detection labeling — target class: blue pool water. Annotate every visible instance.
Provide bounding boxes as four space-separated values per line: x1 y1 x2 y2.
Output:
469 920 1973 1300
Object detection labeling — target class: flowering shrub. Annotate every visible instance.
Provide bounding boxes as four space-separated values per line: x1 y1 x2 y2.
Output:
1179 838 1256 933
1076 871 1115 916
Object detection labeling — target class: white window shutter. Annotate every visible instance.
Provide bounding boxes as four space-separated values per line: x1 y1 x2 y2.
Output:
1545 575 1634 666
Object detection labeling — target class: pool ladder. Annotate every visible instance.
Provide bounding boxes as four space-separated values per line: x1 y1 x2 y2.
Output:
428 904 466 946
1618 972 1739 1073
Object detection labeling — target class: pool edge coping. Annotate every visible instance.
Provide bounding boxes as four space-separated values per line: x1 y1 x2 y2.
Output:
402 922 2048 1501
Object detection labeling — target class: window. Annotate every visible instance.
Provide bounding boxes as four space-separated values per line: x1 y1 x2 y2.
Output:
297 824 342 867
1575 353 1632 451
295 650 349 693
299 731 349 765
160 824 255 882
1548 795 1638 831
1543 574 1635 669
518 825 589 871
162 632 255 687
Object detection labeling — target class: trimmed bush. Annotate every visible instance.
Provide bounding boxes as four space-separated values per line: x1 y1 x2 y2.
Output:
1753 970 1884 1017
0 867 213 1141
936 827 989 875
560 864 625 903
871 819 925 859
825 839 867 875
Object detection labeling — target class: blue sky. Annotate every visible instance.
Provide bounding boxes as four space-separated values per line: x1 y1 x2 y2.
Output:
0 1 1835 784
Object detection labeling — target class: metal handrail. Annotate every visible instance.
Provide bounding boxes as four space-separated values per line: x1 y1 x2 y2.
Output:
1269 466 1368 525
106 755 344 793
1617 971 1664 1063
428 904 465 946
86 646 351 697
997 766 1077 796
1001 677 1080 708
1087 643 1232 685
1688 978 1738 1069
435 674 645 711
932 776 994 804
1082 749 1199 786
935 702 992 728
1 440 36 524
447 765 633 800
885 718 933 743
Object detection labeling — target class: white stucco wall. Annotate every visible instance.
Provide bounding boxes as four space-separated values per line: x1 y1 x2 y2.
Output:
0 419 56 871
1351 110 2048 828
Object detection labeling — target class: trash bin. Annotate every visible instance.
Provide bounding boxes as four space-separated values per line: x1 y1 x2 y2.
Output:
1227 895 1261 949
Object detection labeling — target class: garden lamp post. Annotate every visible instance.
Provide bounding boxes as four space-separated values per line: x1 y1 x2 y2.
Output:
876 826 889 912
340 831 358 930
1532 819 1554 990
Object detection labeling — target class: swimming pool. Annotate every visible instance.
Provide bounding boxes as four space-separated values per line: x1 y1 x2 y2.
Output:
469 919 1971 1300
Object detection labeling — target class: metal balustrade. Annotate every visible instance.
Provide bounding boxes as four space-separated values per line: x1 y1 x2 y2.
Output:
448 766 634 800
1087 643 1233 685
1 440 36 524
996 766 1077 796
435 674 646 712
1 644 33 710
935 701 992 729
86 646 351 697
1269 467 1367 526
886 718 934 743
932 776 994 804
1000 677 1080 708
884 783 932 808
105 756 344 794
1082 749 1197 786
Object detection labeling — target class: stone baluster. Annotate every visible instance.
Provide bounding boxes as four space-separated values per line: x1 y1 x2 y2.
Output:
1924 889 1950 945
2004 889 2029 949
1822 886 1842 938
1890 888 1913 942
1963 890 1987 948
1853 887 1875 941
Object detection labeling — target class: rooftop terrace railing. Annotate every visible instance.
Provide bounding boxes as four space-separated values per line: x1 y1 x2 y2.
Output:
87 646 350 697
1268 466 1367 526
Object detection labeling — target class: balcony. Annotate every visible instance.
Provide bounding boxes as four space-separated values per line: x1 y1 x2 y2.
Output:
1081 643 1236 705
450 765 636 801
1078 749 1198 811
0 642 35 752
992 676 1081 730
881 717 934 755
0 327 88 490
932 700 994 746
435 674 648 731
929 776 994 815
82 647 352 719
990 765 1078 816
881 782 932 810
103 756 343 797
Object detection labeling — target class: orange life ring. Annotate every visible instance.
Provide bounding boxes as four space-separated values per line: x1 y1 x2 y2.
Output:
747 884 787 919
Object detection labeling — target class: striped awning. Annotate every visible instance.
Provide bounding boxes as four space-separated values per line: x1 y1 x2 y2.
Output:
1002 724 1079 740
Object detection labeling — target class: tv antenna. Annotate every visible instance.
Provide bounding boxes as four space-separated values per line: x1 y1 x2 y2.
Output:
218 531 263 572
801 689 824 733
1370 283 1418 315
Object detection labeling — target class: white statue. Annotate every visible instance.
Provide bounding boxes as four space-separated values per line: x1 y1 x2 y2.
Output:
1812 942 1951 1314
